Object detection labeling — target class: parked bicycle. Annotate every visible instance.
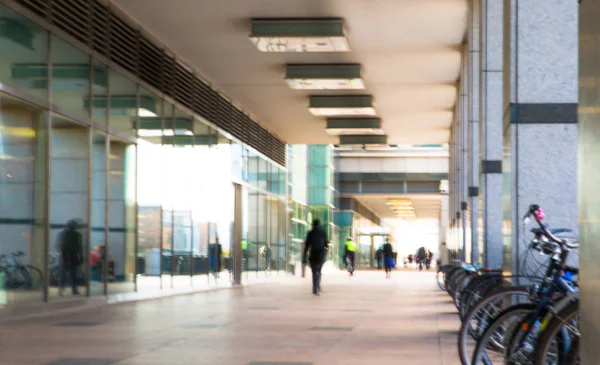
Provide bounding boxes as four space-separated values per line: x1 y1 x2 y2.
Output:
0 251 43 290
438 204 580 365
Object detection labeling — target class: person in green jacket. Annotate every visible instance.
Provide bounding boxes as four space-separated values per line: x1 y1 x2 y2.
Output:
343 237 357 276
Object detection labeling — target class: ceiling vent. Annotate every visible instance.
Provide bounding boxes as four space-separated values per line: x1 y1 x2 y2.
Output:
339 135 388 145
309 95 376 117
286 64 364 90
250 18 349 52
326 117 382 135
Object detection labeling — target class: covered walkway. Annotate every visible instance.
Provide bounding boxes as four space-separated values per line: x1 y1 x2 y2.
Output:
1 271 460 365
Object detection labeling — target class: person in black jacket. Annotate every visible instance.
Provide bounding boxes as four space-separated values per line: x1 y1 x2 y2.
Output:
382 238 395 279
59 219 83 295
303 220 328 295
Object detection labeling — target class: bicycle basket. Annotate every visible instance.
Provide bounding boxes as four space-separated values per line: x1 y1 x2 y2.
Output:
521 230 579 282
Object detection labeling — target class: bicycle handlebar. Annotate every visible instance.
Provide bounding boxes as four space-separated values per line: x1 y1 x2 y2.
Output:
526 204 579 250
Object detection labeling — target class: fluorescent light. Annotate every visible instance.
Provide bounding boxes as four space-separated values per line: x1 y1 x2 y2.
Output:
250 36 349 52
309 107 376 117
326 128 383 135
287 78 365 90
138 108 158 117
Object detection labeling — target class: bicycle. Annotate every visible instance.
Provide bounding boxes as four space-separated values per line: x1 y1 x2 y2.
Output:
470 204 579 365
345 254 355 276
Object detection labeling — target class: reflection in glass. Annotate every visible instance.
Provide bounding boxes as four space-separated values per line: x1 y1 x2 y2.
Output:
49 114 89 299
0 94 46 305
108 68 138 137
0 5 49 100
107 137 136 294
51 36 90 119
90 131 107 296
91 61 108 127
136 88 162 292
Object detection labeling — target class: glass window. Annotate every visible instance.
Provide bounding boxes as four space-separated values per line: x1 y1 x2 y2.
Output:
268 197 279 272
49 113 89 299
0 5 49 101
91 60 109 127
51 36 90 120
0 93 47 306
90 130 107 296
108 68 138 137
246 189 258 275
107 136 136 295
170 107 193 289
136 88 163 293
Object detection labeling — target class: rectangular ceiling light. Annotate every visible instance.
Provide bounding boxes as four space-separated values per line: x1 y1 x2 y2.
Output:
338 134 387 145
309 95 376 117
286 64 364 90
250 18 349 52
326 117 382 135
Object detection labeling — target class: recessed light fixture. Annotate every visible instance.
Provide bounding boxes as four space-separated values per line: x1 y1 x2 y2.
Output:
326 117 382 135
250 18 350 52
286 64 364 90
309 95 376 117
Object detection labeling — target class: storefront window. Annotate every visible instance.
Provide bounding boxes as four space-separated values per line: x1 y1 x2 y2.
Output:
90 130 107 296
136 87 163 293
108 68 138 138
51 36 90 120
49 113 89 299
107 136 136 295
0 94 47 305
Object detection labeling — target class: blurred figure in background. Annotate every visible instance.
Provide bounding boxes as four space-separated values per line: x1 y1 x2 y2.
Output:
303 220 328 296
375 246 383 270
383 237 395 279
425 249 434 270
59 219 83 295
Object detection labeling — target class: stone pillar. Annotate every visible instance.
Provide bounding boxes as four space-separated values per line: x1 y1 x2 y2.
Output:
468 0 481 264
460 45 469 262
503 0 578 275
479 0 504 270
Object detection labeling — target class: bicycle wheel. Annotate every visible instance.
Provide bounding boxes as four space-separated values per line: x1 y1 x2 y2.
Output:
533 299 579 365
471 304 537 365
5 266 31 291
459 275 505 320
458 286 531 365
24 265 43 289
437 265 454 291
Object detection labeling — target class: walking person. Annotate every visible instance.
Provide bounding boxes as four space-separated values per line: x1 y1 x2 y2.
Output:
415 246 426 271
343 236 357 276
425 249 434 270
59 219 83 295
303 220 328 296
382 237 395 279
375 247 383 270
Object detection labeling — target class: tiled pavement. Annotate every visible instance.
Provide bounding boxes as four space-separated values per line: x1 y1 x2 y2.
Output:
0 270 461 365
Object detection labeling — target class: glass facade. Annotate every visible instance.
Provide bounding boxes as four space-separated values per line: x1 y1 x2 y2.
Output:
0 4 287 312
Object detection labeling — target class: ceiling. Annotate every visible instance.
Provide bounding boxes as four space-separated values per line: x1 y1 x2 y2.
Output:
354 194 442 220
108 0 467 145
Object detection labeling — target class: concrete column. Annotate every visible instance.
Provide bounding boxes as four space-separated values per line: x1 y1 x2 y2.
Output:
479 0 504 270
503 0 578 275
468 0 481 264
460 45 469 262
